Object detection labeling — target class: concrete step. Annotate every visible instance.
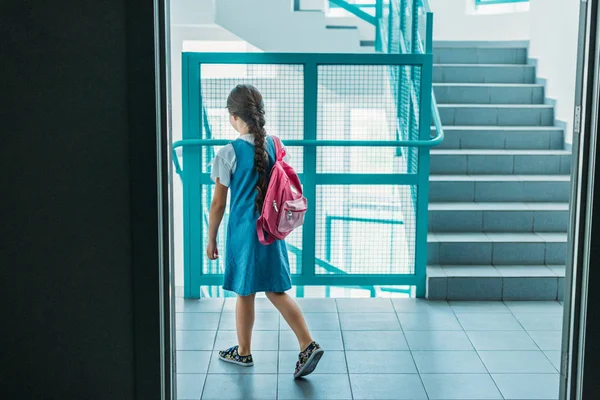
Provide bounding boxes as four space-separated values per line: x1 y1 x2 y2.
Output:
438 104 554 126
433 83 544 105
433 47 528 65
429 175 571 202
426 265 566 300
433 64 536 84
427 232 567 265
428 202 569 233
430 149 571 175
433 126 564 150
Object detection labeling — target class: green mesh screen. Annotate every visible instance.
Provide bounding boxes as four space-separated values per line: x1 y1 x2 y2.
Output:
200 185 303 276
199 64 305 173
315 185 416 275
316 65 420 175
199 64 305 275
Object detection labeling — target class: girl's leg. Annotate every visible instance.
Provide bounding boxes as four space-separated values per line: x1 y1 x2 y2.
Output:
236 293 256 356
266 292 313 350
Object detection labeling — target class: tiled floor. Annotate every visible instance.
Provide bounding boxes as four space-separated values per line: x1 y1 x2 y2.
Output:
175 296 563 400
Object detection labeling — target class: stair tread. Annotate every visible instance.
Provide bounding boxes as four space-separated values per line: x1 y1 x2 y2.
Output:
428 232 567 242
429 202 569 211
434 83 543 87
433 42 529 49
430 174 570 181
438 104 553 108
428 265 566 278
435 63 532 67
435 126 563 131
431 149 570 156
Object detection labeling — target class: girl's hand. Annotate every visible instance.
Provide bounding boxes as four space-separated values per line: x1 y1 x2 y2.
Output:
206 240 219 260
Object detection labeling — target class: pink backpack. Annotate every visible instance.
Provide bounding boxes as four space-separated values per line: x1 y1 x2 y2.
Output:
256 136 307 245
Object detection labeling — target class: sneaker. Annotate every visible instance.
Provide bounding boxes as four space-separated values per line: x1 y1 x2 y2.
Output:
218 345 254 367
293 341 324 379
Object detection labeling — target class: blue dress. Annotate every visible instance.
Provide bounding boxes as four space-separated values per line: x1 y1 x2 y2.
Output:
221 136 292 296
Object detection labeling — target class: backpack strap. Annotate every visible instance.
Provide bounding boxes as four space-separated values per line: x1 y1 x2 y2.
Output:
271 135 286 161
256 217 275 245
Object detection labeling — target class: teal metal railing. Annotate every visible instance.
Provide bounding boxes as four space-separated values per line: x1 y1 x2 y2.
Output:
174 52 440 299
173 0 444 299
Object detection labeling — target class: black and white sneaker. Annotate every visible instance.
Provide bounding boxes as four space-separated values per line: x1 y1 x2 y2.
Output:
218 345 254 367
293 341 324 379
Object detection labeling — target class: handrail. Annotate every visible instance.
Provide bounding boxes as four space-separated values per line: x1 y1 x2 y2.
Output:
415 1 444 142
174 136 444 149
171 135 445 176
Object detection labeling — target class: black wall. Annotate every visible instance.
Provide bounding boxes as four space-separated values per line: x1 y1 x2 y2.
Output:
0 1 163 398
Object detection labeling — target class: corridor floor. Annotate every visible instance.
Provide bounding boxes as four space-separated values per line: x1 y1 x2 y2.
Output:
175 295 563 400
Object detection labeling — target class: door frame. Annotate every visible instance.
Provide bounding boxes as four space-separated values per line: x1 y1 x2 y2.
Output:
129 0 174 398
561 0 600 398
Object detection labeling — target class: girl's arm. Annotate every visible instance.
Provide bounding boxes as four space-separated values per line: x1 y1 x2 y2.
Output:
206 179 228 260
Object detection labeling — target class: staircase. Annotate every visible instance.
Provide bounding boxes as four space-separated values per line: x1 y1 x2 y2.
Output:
214 0 373 52
426 42 570 301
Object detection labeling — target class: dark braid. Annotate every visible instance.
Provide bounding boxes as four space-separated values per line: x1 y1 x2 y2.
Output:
226 84 269 212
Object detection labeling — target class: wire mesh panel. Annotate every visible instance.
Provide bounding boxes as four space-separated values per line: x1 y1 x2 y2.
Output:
179 52 434 298
317 64 420 175
200 64 305 274
199 64 305 173
315 185 416 275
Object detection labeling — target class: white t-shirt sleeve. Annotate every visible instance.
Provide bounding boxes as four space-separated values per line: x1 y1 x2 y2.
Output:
278 139 291 163
209 144 236 187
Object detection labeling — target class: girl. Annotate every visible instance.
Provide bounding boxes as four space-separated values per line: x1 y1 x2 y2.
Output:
206 84 324 379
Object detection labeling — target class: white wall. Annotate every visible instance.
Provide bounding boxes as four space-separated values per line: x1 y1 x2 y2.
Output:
528 0 580 146
430 0 530 41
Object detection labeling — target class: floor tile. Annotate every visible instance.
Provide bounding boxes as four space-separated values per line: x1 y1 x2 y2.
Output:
342 330 409 350
492 373 560 399
279 350 347 374
176 313 221 331
281 312 340 331
392 298 452 313
449 300 510 313
278 373 352 400
339 312 401 331
504 300 563 314
280 330 344 351
398 312 463 330
176 298 224 313
176 331 217 351
294 298 338 312
478 351 557 373
404 330 474 350
208 351 278 374
202 374 277 399
457 312 523 330
421 373 502 399
222 312 279 331
222 298 278 312
176 351 212 374
350 374 428 400
528 330 563 351
412 350 487 373
544 350 561 371
466 331 538 350
336 298 395 312
176 374 205 400
214 330 279 351
513 313 564 331
346 350 417 373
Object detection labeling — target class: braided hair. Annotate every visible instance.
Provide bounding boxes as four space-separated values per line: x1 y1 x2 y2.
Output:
226 84 269 213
